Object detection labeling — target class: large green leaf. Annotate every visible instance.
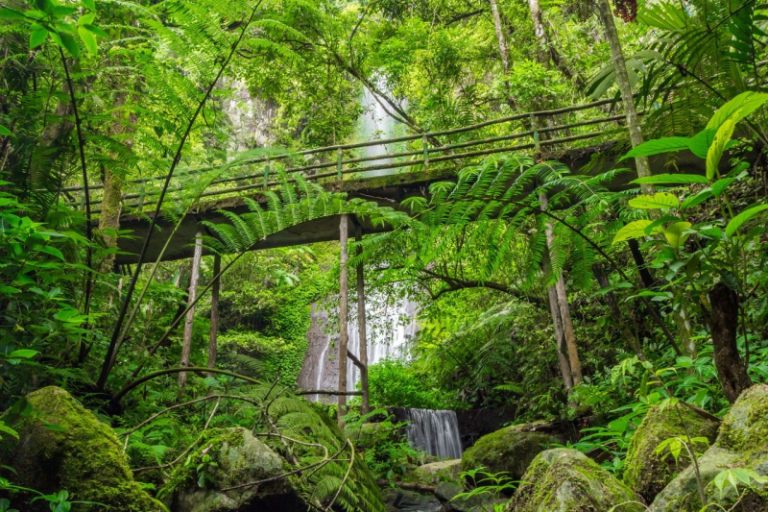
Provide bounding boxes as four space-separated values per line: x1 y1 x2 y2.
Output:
707 91 768 131
628 192 680 210
29 26 49 49
706 118 736 181
663 222 692 249
725 204 768 237
612 220 654 244
620 137 692 161
632 174 708 185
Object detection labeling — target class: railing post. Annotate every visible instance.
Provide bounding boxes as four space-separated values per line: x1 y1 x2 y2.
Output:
530 113 541 159
422 134 429 170
336 148 343 180
263 158 270 188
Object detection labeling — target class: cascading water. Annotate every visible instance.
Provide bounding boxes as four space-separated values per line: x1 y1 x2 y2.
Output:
353 74 406 177
406 409 463 459
297 294 418 400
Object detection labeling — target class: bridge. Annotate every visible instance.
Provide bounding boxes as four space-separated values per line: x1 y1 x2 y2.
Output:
66 97 682 263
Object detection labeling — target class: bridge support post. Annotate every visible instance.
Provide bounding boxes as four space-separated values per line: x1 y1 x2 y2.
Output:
179 230 203 388
337 214 350 426
207 253 221 371
355 240 370 414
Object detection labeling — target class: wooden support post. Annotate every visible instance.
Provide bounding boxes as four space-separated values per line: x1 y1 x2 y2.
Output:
179 230 203 388
337 214 350 425
207 253 221 370
355 242 370 414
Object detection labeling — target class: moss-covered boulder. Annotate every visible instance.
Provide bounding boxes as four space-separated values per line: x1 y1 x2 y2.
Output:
509 448 643 512
0 386 166 512
623 402 719 502
650 384 768 511
413 459 462 485
167 427 307 512
461 423 556 480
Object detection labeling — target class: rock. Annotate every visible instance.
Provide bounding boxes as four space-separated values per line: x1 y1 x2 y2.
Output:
414 459 463 485
167 427 306 512
0 386 167 512
650 384 768 511
509 448 643 512
623 402 719 502
461 423 556 481
382 487 444 511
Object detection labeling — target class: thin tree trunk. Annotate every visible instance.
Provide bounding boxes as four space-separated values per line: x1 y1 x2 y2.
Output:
208 253 221 371
355 246 370 414
547 284 573 391
98 167 123 273
337 215 350 425
488 0 514 108
540 192 583 385
179 231 203 388
709 283 752 403
528 0 583 86
595 0 651 187
554 272 582 385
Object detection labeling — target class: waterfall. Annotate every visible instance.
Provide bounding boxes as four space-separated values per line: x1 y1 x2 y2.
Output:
354 74 406 178
297 294 417 400
406 409 463 459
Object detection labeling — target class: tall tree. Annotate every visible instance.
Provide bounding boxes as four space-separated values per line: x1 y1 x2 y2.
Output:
179 231 203 388
595 0 651 186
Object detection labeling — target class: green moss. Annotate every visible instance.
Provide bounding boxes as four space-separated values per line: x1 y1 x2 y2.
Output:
510 448 643 512
623 403 719 502
162 427 293 511
649 385 768 511
0 386 166 512
461 424 555 480
716 384 768 453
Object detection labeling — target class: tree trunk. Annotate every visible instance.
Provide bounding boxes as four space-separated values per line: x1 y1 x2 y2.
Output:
355 247 370 414
595 0 652 187
179 231 203 388
547 284 574 391
208 253 221 371
98 167 123 273
540 192 583 385
337 215 350 425
708 283 752 403
488 0 514 108
528 0 583 86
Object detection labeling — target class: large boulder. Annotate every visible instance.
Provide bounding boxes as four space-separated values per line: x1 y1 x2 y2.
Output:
0 386 167 512
414 459 463 485
650 384 768 511
461 423 556 481
623 402 719 502
509 448 643 511
167 427 307 512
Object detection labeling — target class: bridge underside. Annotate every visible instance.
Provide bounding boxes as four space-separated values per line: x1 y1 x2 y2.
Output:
115 144 704 264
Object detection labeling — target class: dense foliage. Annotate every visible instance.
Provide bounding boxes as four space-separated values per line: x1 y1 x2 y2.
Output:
1 0 768 510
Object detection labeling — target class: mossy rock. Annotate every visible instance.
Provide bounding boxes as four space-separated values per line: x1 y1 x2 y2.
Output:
411 459 462 485
650 385 768 511
461 423 556 481
166 427 307 512
0 386 167 512
508 448 643 512
623 402 719 502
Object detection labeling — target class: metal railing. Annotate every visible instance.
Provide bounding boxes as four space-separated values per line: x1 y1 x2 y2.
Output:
67 97 635 214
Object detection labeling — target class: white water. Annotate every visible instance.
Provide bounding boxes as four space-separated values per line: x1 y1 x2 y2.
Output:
406 409 463 459
354 75 406 177
299 294 418 401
